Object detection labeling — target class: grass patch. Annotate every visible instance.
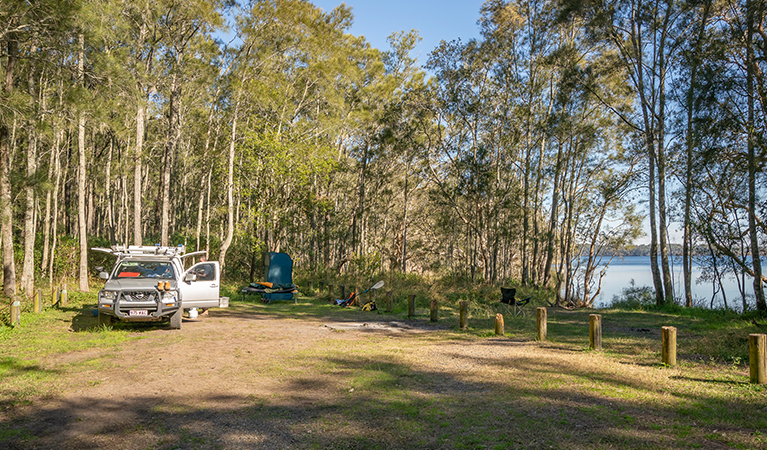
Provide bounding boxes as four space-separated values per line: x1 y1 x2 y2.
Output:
1 279 766 449
0 289 142 408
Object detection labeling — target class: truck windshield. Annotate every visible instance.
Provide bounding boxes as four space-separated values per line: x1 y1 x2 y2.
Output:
114 261 175 279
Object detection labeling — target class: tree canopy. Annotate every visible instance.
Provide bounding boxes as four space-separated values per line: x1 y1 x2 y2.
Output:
0 0 764 312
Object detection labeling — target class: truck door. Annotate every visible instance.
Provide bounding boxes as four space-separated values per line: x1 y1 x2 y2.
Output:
179 261 220 309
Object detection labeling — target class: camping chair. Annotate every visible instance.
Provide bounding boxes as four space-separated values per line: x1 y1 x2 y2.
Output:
500 287 530 317
240 252 298 304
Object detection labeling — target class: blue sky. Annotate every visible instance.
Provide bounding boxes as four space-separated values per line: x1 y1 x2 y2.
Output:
310 1 485 64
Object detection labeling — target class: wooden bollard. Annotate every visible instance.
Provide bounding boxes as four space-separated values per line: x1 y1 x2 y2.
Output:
495 313 504 336
33 290 41 313
536 307 547 341
408 294 415 318
430 300 438 322
589 314 602 351
340 285 346 301
36 289 43 312
11 299 21 325
60 285 68 307
52 286 58 307
307 281 313 294
750 334 766 384
662 326 677 366
386 291 393 312
319 281 325 291
327 284 333 301
459 300 468 330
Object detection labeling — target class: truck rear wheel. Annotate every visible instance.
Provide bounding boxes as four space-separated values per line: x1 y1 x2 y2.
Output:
98 311 112 327
169 308 182 330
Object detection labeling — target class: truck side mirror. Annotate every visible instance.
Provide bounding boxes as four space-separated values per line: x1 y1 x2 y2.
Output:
184 273 197 282
99 272 109 280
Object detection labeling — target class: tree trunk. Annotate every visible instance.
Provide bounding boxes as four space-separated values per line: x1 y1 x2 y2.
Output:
219 100 239 270
105 136 115 243
41 125 59 276
48 130 63 285
402 159 409 273
133 102 144 246
77 33 89 292
632 12 665 306
657 7 674 304
21 107 37 296
160 71 180 247
746 0 766 312
682 0 711 308
0 37 17 299
543 141 564 287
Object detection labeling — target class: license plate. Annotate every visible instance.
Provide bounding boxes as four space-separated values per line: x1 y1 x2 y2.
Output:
129 310 148 317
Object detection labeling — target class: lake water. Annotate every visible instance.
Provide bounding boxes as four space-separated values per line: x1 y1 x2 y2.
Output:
593 256 754 310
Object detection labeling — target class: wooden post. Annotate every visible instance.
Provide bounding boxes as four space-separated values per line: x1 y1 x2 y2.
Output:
430 300 438 322
308 281 313 295
536 307 547 341
749 334 766 384
53 286 58 307
495 313 504 336
327 284 333 301
11 300 21 325
408 294 415 318
319 281 325 291
340 285 346 301
386 291 393 312
459 300 468 330
33 290 41 313
589 314 602 351
662 326 677 366
60 285 68 307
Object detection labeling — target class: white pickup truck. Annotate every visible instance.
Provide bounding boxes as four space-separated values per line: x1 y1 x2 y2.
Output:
93 245 227 329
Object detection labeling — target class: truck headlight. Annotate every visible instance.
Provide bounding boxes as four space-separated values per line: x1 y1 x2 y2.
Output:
101 291 117 302
162 292 177 303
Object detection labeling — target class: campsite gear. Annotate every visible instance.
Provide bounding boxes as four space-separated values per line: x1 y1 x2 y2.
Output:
360 280 385 296
500 287 530 317
361 300 377 311
188 308 198 319
335 291 357 307
240 252 298 303
334 281 384 308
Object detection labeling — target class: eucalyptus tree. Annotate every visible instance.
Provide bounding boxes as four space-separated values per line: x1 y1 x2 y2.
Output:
372 30 428 274
560 0 684 305
425 36 508 282
155 0 225 247
683 0 767 312
1 0 78 298
676 0 714 308
222 0 367 273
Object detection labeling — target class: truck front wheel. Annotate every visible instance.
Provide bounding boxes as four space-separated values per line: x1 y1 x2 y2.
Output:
169 308 182 330
98 311 112 327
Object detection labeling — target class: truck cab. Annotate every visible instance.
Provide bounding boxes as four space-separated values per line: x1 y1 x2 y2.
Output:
93 245 226 329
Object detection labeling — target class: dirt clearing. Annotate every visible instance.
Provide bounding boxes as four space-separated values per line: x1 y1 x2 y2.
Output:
1 305 764 449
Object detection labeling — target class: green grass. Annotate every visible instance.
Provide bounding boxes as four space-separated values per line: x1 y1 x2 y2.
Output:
2 280 766 449
0 289 143 408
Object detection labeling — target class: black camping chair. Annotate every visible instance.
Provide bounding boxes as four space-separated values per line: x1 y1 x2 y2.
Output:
500 287 530 317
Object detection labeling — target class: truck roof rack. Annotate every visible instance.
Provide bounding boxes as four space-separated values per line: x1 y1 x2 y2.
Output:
91 245 187 257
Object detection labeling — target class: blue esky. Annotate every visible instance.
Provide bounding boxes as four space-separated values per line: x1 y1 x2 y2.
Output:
310 0 485 64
